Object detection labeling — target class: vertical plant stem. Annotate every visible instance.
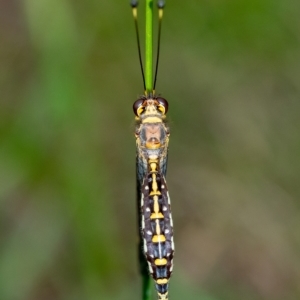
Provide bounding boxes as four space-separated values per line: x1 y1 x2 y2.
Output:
142 5 153 300
140 2 153 299
138 226 152 300
143 273 152 300
145 0 153 94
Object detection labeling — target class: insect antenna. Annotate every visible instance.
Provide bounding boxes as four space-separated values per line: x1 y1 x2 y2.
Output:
153 0 165 94
130 0 146 93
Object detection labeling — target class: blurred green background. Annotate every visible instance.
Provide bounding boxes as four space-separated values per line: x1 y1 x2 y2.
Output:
1 0 300 299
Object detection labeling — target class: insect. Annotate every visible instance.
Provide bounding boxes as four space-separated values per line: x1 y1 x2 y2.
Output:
130 1 174 299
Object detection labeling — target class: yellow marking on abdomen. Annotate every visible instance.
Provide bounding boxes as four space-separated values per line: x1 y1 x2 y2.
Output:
150 190 161 196
154 258 167 266
152 234 166 243
152 173 158 189
150 173 161 196
156 278 169 284
150 212 164 219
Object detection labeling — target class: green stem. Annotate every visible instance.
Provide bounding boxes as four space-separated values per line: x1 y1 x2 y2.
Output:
143 273 152 300
138 234 152 300
141 2 153 299
145 0 153 94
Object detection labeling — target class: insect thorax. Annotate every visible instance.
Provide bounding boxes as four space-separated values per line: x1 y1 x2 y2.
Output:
135 100 169 167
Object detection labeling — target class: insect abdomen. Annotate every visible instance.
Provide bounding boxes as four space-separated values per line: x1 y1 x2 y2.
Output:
141 162 174 300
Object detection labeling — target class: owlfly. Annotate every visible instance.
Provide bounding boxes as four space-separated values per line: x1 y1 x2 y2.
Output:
130 1 174 299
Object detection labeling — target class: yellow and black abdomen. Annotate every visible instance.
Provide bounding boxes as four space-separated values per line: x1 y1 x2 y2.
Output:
141 163 174 300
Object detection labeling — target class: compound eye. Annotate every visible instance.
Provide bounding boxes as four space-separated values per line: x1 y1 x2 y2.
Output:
133 98 145 116
156 97 169 115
